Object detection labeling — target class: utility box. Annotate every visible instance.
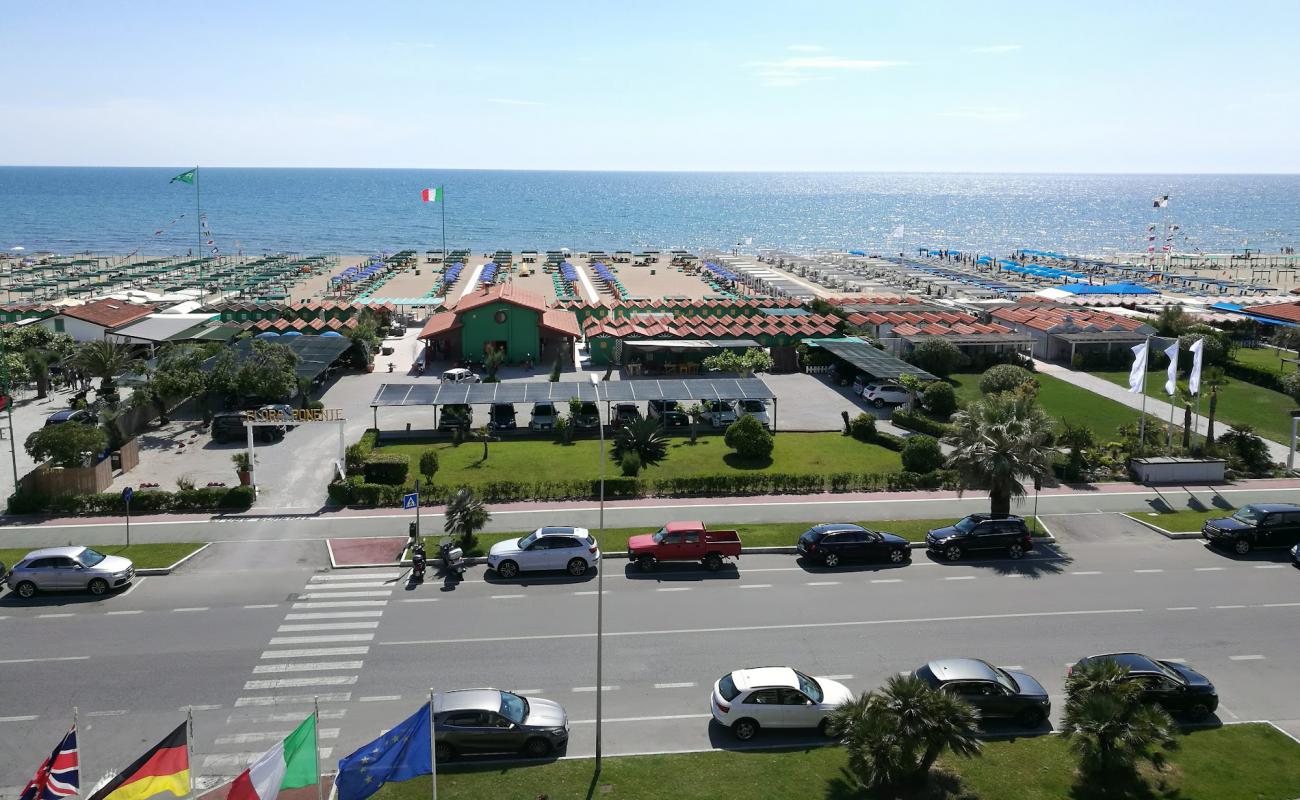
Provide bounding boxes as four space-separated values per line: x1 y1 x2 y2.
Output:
1129 457 1226 484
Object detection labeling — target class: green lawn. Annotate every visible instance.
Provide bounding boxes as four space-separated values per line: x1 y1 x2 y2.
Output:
949 372 1154 439
1232 346 1295 374
0 543 205 570
1127 507 1236 534
374 723 1300 800
450 518 1046 558
375 432 901 492
1092 367 1297 444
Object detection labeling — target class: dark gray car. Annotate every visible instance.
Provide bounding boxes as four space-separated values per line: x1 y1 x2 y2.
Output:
913 658 1051 727
4 546 135 598
434 688 569 760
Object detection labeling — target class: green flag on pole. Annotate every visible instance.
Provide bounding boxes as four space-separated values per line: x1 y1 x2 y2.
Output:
170 168 197 185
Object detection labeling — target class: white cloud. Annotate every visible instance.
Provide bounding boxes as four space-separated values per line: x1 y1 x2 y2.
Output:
771 56 905 71
786 44 825 53
971 44 1021 54
486 97 545 107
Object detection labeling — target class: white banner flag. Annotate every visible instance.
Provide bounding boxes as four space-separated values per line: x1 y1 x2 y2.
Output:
1164 341 1180 396
1129 340 1149 393
1188 338 1205 395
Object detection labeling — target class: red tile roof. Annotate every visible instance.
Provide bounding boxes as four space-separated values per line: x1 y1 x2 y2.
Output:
540 309 582 338
451 283 548 314
583 313 837 340
59 300 155 329
417 313 462 339
990 304 1148 333
1244 301 1300 323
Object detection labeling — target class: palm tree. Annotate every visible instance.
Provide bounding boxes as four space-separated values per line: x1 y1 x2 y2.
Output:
685 403 704 444
898 372 925 413
1178 386 1195 451
612 418 669 467
443 487 490 550
1201 367 1226 447
1062 659 1175 779
23 349 57 399
943 393 1055 517
471 424 493 461
827 673 982 792
72 340 136 401
1058 421 1095 483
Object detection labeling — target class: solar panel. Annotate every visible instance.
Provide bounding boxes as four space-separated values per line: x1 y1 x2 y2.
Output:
371 377 776 406
812 341 939 381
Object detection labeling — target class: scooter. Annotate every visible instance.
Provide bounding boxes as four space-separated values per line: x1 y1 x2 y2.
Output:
410 542 427 583
438 538 466 580
388 362 395 373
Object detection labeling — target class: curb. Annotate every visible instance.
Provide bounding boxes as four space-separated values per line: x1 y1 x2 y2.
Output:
1122 514 1202 540
136 542 213 576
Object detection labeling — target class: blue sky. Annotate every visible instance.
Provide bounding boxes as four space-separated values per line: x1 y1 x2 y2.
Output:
3 0 1298 172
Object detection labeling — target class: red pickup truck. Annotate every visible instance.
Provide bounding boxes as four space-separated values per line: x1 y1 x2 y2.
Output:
627 521 742 571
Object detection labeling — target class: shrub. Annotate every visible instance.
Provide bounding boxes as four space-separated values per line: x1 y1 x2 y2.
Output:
619 450 642 477
910 338 963 377
7 492 51 515
900 435 944 474
874 432 906 451
890 409 954 438
362 454 410 485
1281 371 1300 405
345 430 378 474
1227 361 1284 393
5 485 255 515
980 364 1035 395
848 413 878 442
418 450 440 482
25 422 108 469
921 381 957 419
724 415 774 460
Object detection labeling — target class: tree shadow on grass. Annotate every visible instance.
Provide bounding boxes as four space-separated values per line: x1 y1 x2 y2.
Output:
723 453 773 470
824 767 976 800
1067 764 1187 800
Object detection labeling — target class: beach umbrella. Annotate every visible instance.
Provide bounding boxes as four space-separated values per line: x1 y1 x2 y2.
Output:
321 331 343 337
9 246 23 251
254 331 281 339
281 331 304 337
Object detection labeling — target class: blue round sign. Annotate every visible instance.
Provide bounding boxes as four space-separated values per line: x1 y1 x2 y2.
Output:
122 486 134 504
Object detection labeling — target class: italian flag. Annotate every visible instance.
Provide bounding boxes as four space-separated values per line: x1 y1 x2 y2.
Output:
228 715 317 800
421 187 443 203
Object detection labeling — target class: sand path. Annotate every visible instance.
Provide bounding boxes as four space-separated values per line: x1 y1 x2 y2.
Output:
459 263 486 299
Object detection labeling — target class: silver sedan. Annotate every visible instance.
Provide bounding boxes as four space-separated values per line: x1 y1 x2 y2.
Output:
3 546 135 599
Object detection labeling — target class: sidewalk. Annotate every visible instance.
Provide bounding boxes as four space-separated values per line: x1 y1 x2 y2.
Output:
1034 359 1294 463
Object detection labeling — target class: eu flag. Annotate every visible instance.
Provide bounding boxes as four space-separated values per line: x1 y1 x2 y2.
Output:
336 703 432 800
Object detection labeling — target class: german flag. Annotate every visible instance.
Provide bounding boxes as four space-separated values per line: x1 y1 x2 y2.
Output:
88 722 189 800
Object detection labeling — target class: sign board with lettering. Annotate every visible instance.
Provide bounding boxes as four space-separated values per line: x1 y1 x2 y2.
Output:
243 408 345 424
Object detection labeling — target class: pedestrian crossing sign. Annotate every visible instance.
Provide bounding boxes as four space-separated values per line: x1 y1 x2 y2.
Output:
402 493 418 509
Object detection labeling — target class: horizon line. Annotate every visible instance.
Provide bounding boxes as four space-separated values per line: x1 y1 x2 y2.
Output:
2 165 1299 177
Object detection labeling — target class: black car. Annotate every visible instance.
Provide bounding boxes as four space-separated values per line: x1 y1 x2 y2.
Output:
571 401 601 430
1202 504 1300 555
1071 653 1218 720
211 412 283 443
438 404 472 431
45 409 94 427
488 403 517 431
611 402 641 430
926 514 1032 561
1292 542 1299 567
648 399 688 428
797 523 911 567
433 688 569 760
913 658 1050 727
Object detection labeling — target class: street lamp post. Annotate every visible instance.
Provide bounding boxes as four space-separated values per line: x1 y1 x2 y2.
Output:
590 373 605 772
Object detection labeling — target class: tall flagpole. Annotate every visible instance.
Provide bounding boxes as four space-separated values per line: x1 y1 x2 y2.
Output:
1137 335 1150 455
441 186 446 264
429 688 438 800
187 706 195 799
314 696 324 800
195 167 203 260
73 706 81 784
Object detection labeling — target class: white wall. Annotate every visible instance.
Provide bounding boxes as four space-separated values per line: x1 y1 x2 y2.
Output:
39 315 108 342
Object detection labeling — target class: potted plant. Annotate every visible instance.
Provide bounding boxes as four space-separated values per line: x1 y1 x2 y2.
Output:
232 451 252 486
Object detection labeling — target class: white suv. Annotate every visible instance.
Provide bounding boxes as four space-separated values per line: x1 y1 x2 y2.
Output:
731 399 771 429
710 667 853 741
862 383 916 408
487 527 601 579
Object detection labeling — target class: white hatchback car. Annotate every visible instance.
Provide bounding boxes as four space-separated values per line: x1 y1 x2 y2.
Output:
730 399 771 429
862 382 919 408
487 527 601 579
710 667 853 741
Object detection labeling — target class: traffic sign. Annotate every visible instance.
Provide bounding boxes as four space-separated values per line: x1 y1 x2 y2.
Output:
122 486 134 504
402 493 418 510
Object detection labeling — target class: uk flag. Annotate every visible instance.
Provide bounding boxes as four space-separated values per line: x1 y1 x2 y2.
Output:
19 727 79 800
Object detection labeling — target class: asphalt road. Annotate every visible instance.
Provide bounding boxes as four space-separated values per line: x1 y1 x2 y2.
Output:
1 516 1298 790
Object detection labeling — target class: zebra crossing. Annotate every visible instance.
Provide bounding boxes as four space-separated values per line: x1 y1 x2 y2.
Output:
198 570 400 775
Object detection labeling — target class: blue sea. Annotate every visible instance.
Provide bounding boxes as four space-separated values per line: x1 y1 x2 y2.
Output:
1 168 1296 257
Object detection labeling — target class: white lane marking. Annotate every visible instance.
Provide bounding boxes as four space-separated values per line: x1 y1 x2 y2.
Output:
1133 569 1164 573
871 578 903 584
1071 571 1102 576
0 656 90 665
244 604 280 609
0 715 39 722
37 613 74 618
299 581 392 590
86 710 128 717
998 666 1024 671
184 704 223 711
293 600 388 609
252 661 365 674
359 695 403 703
1229 654 1265 661
261 647 370 659
284 611 384 621
116 577 148 597
268 634 374 645
1194 567 1225 572
244 676 359 690
276 621 380 633
227 708 347 724
1260 602 1300 608
106 610 144 615
311 573 402 581
490 594 526 600
234 693 351 707
806 581 840 586
216 728 340 745
1254 565 1287 569
173 607 209 612
654 682 697 689
818 674 854 681
570 713 711 725
572 685 619 692
739 584 772 590
943 576 975 581
655 587 691 592
402 598 440 603
298 591 392 600
1166 606 1198 611
381 607 1146 647
1215 605 1246 609
573 591 598 596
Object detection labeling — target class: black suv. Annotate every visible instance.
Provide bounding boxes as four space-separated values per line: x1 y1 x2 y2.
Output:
648 400 688 428
438 404 473 431
926 514 1032 561
1071 653 1218 720
797 524 911 567
211 412 284 444
1202 504 1300 555
488 403 517 431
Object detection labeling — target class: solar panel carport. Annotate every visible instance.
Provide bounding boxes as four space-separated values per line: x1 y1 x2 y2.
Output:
370 377 780 430
808 340 939 382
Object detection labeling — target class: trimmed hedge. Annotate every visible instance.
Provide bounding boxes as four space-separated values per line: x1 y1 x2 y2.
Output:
7 485 255 516
891 409 955 438
362 454 410 485
1225 361 1285 393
